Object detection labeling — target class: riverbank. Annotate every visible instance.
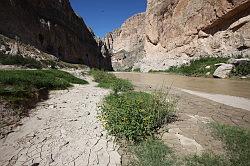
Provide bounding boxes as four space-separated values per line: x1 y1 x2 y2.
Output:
114 72 250 165
0 70 121 166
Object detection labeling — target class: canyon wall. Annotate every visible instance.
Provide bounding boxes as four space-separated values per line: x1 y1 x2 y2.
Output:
105 13 146 71
106 0 250 71
0 0 111 69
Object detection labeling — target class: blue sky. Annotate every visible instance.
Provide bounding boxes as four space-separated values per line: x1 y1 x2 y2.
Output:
70 0 147 37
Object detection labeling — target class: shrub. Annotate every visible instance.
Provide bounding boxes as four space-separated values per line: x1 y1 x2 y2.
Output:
133 68 141 72
0 53 43 69
166 57 229 77
89 69 133 93
231 61 250 76
100 91 176 141
0 69 88 102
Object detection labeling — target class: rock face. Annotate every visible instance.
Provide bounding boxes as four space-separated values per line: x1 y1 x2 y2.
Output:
105 13 146 71
0 0 111 69
106 0 250 72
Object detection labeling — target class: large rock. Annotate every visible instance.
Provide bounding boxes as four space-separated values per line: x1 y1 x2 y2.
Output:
227 58 250 65
105 0 250 72
104 13 146 71
0 0 111 69
213 64 234 78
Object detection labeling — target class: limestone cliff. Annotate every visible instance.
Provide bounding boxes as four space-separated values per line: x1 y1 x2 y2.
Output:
105 13 146 71
0 0 111 69
106 0 250 72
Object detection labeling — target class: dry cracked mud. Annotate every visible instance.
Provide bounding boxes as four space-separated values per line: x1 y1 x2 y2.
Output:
157 88 249 157
0 72 121 166
114 73 250 158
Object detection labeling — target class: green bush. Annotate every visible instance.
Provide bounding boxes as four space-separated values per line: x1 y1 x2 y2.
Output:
131 139 175 166
0 69 88 102
212 124 250 166
166 57 229 77
231 61 250 76
0 53 43 69
100 91 176 141
89 69 133 93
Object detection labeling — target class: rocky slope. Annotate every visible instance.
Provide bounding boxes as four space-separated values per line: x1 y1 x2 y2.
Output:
0 0 111 69
106 0 250 72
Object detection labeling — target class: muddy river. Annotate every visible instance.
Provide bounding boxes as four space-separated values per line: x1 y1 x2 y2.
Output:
114 72 250 99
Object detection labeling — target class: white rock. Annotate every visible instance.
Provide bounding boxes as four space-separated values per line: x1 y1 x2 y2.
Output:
213 64 234 79
228 58 250 65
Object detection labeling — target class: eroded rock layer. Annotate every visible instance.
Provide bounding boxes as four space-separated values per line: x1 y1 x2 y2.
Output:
105 13 146 71
106 0 250 72
0 0 111 69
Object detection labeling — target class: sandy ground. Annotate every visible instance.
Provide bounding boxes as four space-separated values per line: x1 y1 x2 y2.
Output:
0 72 121 166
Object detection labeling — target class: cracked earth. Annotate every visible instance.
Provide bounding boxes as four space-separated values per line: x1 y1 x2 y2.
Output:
0 73 121 166
158 89 250 157
114 73 250 158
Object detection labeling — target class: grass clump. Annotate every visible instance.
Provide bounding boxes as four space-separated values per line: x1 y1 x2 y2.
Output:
212 123 250 166
130 139 176 166
185 153 229 166
0 69 87 104
0 53 43 69
89 69 133 93
100 91 176 141
166 57 229 77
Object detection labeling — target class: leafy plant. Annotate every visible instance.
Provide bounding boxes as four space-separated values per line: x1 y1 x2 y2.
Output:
231 61 250 76
100 91 176 141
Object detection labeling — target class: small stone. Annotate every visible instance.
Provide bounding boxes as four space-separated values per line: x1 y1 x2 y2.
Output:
205 66 211 69
0 45 6 51
86 111 91 116
96 132 103 137
37 117 42 120
49 105 56 109
206 72 211 76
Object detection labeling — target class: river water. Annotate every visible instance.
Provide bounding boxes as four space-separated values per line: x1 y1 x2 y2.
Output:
114 72 250 99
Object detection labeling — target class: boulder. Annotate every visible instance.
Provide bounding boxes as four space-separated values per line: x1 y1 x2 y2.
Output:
227 58 250 65
213 64 234 79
